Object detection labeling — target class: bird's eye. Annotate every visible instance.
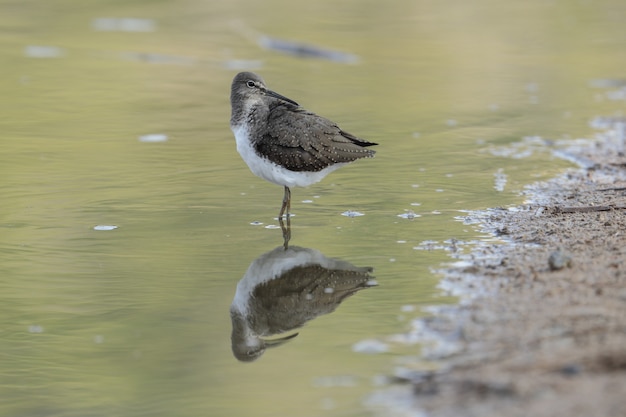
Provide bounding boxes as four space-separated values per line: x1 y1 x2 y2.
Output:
246 80 255 88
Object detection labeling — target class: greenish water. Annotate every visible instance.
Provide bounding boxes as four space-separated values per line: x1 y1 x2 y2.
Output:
1 0 625 416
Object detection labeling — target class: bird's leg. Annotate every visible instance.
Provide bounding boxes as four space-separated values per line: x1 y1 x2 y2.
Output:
279 214 291 250
278 186 291 249
279 186 291 219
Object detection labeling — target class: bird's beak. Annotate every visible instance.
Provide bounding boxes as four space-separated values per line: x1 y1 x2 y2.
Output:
265 88 299 106
264 332 299 348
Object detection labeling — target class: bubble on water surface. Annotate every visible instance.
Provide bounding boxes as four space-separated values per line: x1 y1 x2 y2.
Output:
397 211 420 220
94 225 118 231
139 133 168 143
24 45 65 58
223 59 263 70
341 210 364 218
352 339 389 354
28 325 44 333
494 168 507 192
122 52 195 65
312 375 359 388
413 240 445 251
92 17 156 32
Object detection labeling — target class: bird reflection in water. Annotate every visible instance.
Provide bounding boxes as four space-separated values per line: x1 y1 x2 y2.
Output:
230 245 377 362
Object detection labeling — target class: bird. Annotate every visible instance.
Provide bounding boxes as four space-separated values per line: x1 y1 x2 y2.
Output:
229 72 377 219
230 245 376 362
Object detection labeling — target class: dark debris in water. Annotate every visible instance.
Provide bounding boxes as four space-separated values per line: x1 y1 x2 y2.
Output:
231 21 359 64
257 36 359 63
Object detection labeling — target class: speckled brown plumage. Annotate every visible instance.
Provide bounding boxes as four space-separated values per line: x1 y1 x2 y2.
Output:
254 103 376 172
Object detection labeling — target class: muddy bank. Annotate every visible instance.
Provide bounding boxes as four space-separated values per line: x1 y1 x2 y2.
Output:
371 122 626 417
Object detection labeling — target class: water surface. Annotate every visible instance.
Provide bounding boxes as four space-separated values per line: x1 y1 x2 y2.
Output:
2 0 625 416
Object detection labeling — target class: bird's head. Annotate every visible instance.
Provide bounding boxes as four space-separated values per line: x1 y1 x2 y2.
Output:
230 72 299 107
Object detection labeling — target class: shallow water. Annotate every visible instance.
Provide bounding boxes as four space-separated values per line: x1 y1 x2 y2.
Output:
2 0 625 416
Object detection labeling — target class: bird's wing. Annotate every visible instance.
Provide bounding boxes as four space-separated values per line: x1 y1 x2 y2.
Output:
255 105 377 172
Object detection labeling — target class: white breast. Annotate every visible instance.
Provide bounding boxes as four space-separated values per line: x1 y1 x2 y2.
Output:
231 124 346 188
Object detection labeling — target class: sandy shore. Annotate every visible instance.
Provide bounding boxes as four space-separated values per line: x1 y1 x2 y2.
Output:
372 120 626 417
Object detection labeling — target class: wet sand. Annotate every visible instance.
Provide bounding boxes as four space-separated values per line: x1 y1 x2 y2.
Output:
377 122 626 416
